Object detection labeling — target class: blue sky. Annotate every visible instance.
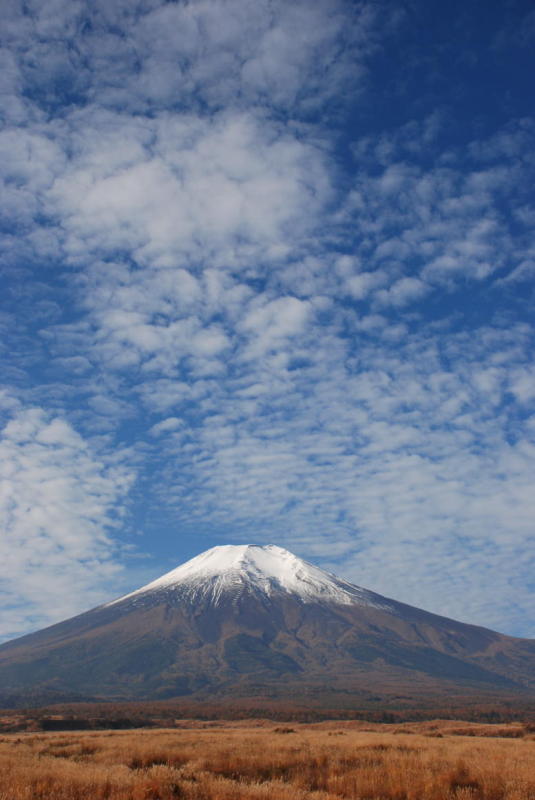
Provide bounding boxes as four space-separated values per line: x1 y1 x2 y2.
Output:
1 0 535 641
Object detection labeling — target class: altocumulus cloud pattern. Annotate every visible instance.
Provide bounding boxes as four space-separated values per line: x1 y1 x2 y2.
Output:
1 0 535 640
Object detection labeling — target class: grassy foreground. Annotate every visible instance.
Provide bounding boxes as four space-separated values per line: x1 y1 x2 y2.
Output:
0 720 533 799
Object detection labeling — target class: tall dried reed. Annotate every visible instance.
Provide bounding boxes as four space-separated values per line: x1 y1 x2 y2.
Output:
0 722 533 799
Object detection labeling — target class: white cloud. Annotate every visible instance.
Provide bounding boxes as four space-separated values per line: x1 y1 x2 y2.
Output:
48 110 333 271
509 367 535 404
149 417 183 437
0 406 134 639
375 276 428 307
240 296 311 357
346 270 388 300
90 0 380 114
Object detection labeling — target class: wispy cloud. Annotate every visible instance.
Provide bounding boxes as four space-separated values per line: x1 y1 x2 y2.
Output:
0 401 134 639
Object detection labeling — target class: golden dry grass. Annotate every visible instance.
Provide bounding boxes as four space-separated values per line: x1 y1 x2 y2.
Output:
0 721 534 799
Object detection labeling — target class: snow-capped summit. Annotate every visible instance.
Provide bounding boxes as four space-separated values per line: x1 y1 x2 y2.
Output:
108 544 390 609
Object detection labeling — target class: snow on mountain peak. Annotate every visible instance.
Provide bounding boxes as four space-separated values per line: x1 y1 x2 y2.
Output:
108 544 391 609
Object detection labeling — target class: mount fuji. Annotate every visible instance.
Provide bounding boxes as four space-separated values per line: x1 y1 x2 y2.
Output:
106 544 392 609
1 544 534 705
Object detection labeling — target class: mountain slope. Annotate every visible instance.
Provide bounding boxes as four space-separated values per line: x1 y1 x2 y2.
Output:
0 544 534 704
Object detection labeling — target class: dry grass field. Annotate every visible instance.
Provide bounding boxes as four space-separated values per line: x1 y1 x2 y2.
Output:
0 720 534 800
